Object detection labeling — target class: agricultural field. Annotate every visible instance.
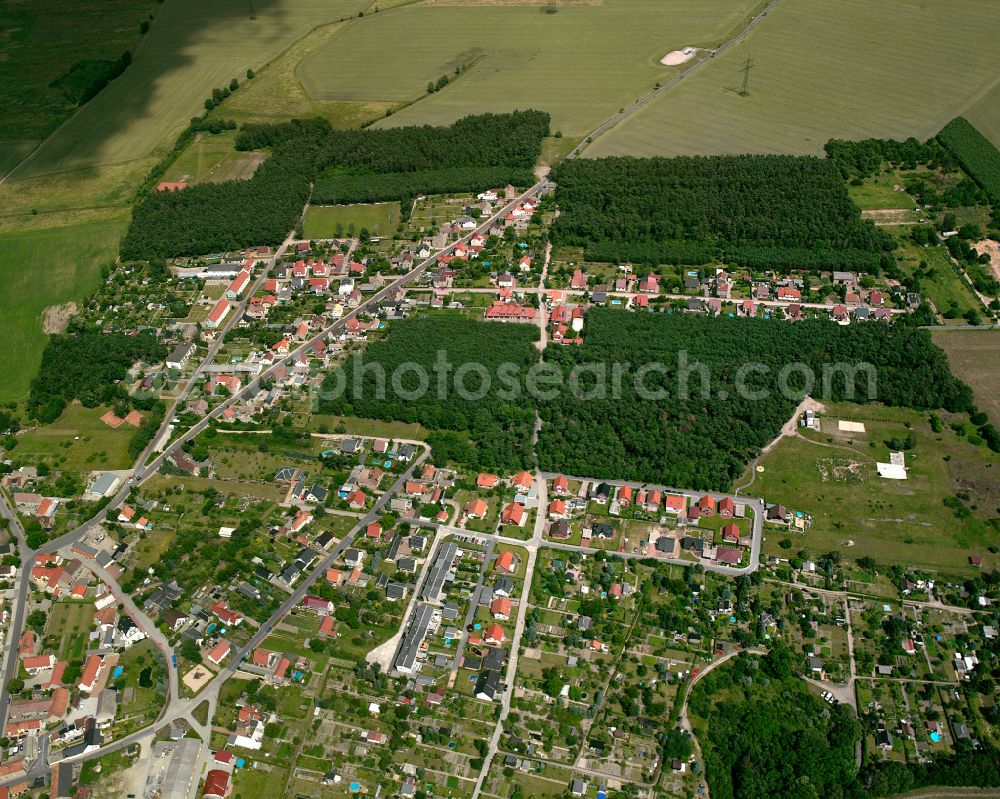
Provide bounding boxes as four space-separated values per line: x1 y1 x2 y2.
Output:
205 20 398 129
931 330 1000 426
964 81 1000 151
9 0 369 180
299 0 762 136
588 0 1000 158
0 216 126 403
0 0 157 151
749 403 1000 573
302 202 401 239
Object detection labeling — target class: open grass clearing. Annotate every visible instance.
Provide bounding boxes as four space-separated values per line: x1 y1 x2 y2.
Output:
749 403 1000 574
589 0 1000 157
303 202 401 239
11 0 369 179
932 329 1000 426
162 129 264 185
893 239 981 322
299 0 760 137
15 402 137 471
17 400 139 464
0 217 125 403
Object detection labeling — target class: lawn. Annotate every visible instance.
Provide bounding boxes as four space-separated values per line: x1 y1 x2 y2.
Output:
299 0 761 137
931 329 1000 426
588 0 1000 157
0 217 125 403
46 601 95 662
14 402 137 471
748 403 1000 573
303 202 401 239
11 0 370 179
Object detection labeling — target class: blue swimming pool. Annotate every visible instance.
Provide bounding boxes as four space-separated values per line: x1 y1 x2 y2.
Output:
930 732 942 742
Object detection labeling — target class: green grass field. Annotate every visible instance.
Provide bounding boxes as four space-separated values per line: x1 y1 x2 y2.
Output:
0 217 126 403
14 403 137 471
749 403 1000 574
11 0 369 179
299 0 761 136
892 239 981 323
931 330 1000 426
588 0 1000 157
162 129 264 184
302 202 401 238
46 601 95 662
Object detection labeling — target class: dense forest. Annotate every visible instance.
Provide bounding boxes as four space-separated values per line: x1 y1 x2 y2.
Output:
690 648 862 799
824 136 950 179
536 309 972 490
122 111 548 259
28 332 166 423
691 650 1000 799
318 315 540 471
312 166 535 206
549 155 894 271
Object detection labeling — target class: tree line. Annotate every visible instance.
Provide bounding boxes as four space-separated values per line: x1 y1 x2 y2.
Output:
938 116 1000 204
549 154 894 271
122 111 549 259
536 309 974 490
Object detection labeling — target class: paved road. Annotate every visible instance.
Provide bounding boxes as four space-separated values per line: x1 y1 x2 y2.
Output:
452 285 910 315
0 182 546 745
537 472 764 576
448 537 493 683
48 447 429 770
471 472 546 799
0 493 31 728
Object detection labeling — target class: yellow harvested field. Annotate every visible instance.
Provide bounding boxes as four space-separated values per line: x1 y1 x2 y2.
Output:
588 0 1000 157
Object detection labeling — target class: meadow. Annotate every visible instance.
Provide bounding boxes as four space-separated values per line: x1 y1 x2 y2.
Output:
748 403 1000 574
162 130 265 184
303 202 401 239
14 403 137 471
0 217 126 403
931 330 1000 426
10 0 369 180
299 0 761 137
588 0 1000 158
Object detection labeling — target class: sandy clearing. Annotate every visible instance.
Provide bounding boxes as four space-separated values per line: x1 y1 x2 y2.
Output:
42 301 77 334
660 47 698 66
972 238 1000 281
